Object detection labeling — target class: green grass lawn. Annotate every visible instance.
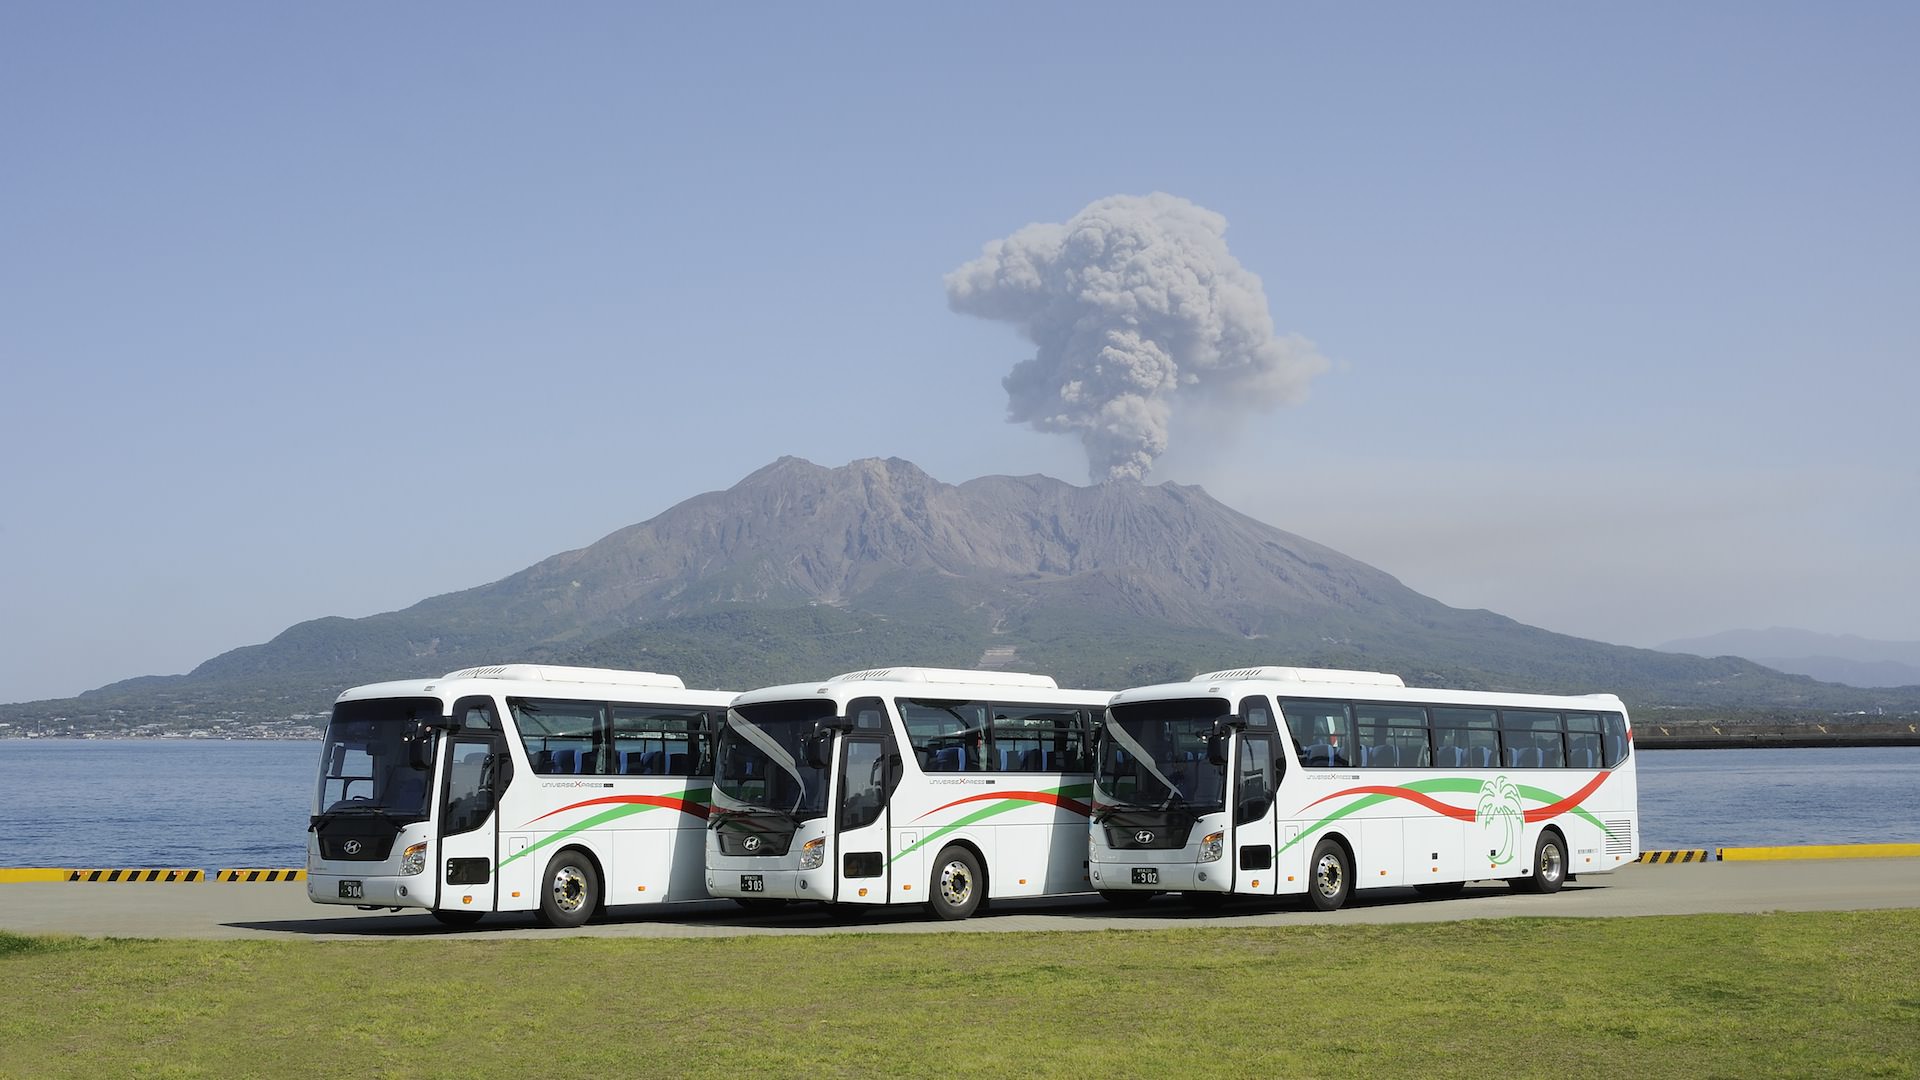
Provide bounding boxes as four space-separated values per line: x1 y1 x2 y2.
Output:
4 911 1917 1078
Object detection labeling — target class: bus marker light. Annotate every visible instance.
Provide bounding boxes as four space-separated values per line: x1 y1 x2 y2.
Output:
1251 880 1260 888
902 884 912 891
511 892 521 898
1019 878 1028 885
858 888 868 897
462 896 473 905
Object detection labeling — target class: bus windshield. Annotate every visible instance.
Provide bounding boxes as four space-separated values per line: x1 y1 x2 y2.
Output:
712 699 834 822
316 697 439 819
1095 698 1228 815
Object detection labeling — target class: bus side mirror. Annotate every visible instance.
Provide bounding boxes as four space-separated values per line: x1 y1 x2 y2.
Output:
803 733 830 769
1207 717 1245 767
407 723 435 771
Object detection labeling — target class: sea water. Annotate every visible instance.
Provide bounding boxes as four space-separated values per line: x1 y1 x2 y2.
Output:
1 740 1916 868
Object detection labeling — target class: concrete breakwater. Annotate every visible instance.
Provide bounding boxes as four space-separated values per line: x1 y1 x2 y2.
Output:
1636 721 1920 750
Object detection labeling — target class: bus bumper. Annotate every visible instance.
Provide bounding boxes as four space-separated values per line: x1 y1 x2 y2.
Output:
1088 854 1224 893
705 865 834 901
306 870 430 910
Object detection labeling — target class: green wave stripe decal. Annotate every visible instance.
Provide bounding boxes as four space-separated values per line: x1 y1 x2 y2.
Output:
1276 775 1618 858
888 784 1092 867
499 789 710 869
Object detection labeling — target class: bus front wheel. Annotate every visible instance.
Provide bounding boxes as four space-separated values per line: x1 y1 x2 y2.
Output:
928 846 983 921
539 850 599 928
1308 838 1352 912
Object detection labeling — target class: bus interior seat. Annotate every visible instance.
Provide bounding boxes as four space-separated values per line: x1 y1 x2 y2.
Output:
665 752 689 775
930 747 965 772
551 748 577 774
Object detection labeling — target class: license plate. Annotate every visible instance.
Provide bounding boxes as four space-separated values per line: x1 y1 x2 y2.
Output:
740 874 765 893
339 880 364 899
1131 867 1159 886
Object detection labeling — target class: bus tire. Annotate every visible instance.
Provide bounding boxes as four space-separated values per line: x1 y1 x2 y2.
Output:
1308 837 1352 912
928 846 983 921
1521 831 1567 895
429 908 485 928
538 850 599 928
1098 889 1154 909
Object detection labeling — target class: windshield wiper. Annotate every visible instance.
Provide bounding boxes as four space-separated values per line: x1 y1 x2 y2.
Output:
310 806 419 831
710 803 801 829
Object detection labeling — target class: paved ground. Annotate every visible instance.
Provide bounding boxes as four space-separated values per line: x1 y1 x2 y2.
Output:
3 858 1916 940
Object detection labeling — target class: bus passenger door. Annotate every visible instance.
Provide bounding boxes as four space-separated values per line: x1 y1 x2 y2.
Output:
1232 696 1280 895
437 704 506 914
831 733 891 905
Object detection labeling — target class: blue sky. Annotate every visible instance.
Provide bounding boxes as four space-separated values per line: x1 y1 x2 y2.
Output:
3 5 1915 703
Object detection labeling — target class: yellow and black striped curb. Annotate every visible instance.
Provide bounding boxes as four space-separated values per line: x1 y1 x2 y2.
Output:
1718 843 1920 862
1636 849 1714 864
0 867 309 882
215 868 306 882
0 868 74 883
66 868 207 882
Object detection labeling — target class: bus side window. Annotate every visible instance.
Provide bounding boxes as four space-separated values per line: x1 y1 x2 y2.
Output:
1600 713 1631 767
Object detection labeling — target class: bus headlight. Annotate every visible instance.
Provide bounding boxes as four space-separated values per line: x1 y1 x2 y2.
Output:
798 837 825 870
1198 831 1224 863
399 842 428 876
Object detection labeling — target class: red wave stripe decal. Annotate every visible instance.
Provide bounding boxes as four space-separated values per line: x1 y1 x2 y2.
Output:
917 790 1092 820
525 794 709 825
1521 771 1609 822
1304 785 1477 823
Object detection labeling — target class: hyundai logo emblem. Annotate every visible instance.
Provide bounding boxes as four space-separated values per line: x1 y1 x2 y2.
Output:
743 835 762 852
1134 830 1154 845
343 839 363 855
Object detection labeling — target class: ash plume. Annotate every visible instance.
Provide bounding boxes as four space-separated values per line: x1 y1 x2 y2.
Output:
946 193 1328 482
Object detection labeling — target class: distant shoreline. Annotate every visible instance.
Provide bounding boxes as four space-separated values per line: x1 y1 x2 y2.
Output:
1638 732 1920 750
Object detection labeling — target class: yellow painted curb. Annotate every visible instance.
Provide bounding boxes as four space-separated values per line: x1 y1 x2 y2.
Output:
1636 850 1714 864
215 868 306 882
0 868 71 883
65 868 205 882
1717 843 1920 862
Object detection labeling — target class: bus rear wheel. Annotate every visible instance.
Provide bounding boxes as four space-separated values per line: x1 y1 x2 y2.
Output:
539 850 599 928
1308 838 1352 912
1519 831 1567 894
928 846 983 921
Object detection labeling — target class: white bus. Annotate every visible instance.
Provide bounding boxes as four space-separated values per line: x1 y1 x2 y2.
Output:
307 664 734 928
705 667 1112 920
1088 666 1638 910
